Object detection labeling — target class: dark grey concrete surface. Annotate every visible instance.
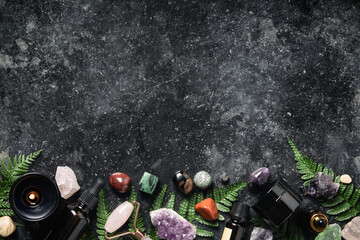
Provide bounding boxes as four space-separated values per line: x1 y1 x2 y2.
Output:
1 0 360 239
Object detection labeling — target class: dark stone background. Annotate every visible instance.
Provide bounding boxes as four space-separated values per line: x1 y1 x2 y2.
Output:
1 0 360 239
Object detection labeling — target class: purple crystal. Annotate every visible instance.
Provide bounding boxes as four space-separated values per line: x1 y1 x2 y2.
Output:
307 172 340 199
247 167 271 189
250 227 273 240
150 208 196 240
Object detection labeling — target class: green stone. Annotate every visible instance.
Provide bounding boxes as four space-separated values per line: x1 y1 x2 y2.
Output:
139 172 158 194
315 224 341 240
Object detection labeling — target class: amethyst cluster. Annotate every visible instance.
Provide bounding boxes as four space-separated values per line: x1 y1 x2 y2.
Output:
307 172 339 199
247 167 271 189
150 208 196 240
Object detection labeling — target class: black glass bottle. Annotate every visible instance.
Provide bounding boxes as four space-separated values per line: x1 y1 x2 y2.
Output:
46 178 104 240
221 203 250 240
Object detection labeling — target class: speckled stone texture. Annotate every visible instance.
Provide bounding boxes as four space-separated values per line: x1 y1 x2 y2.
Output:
0 0 359 239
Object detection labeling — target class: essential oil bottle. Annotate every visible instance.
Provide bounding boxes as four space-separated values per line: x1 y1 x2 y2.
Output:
46 178 104 240
221 203 250 240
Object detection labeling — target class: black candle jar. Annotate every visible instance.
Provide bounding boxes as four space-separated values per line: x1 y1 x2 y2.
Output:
252 178 302 228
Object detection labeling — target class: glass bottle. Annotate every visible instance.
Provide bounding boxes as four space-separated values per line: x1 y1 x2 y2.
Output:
46 178 104 240
221 203 250 240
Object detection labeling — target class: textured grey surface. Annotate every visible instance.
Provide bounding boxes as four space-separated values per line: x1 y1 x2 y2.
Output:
1 0 360 239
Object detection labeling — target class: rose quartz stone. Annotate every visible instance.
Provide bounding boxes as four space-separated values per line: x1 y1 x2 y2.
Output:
55 166 80 199
105 201 134 233
341 216 360 240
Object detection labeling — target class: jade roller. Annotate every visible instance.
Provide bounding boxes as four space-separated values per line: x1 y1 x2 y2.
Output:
104 201 151 240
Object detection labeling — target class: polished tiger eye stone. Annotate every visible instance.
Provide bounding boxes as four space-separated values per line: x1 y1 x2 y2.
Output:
195 198 218 221
172 171 194 194
109 172 131 193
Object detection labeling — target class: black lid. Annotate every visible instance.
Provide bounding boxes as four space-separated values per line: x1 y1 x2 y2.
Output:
252 178 302 228
230 203 250 223
78 178 104 210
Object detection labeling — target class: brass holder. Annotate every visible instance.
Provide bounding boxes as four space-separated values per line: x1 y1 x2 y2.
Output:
104 201 148 240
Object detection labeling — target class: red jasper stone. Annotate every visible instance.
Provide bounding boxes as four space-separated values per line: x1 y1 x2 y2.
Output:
109 172 131 193
195 198 218 221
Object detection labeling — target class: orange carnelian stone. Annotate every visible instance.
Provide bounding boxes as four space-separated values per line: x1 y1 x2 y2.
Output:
195 198 218 220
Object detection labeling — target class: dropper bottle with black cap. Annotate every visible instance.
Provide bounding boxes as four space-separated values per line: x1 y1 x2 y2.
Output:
221 203 250 240
46 178 104 240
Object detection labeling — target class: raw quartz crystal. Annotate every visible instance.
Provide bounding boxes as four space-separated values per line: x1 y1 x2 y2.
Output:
250 227 273 240
307 172 339 199
55 166 80 199
150 208 196 240
341 216 360 240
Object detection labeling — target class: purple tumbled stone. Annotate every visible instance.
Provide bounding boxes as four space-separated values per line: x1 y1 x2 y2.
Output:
250 227 273 240
307 172 340 199
247 167 271 189
150 208 196 240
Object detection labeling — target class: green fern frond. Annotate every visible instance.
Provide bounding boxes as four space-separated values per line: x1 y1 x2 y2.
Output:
96 189 116 240
147 226 159 240
151 185 167 211
128 186 146 233
288 138 334 186
215 181 246 213
165 192 175 210
178 197 190 218
194 216 219 227
289 138 360 221
205 190 212 199
217 214 225 221
197 192 203 203
195 227 214 237
187 193 197 222
0 208 13 216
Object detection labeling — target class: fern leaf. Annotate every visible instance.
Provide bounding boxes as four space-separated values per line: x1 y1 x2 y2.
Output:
148 226 159 240
216 203 230 212
0 208 14 216
344 184 354 201
195 216 219 227
205 190 212 199
217 214 225 221
213 188 220 203
165 192 175 210
334 208 359 221
327 202 351 215
350 188 360 206
128 187 146 233
151 185 167 211
178 197 189 218
195 227 214 237
322 195 344 208
187 193 197 222
197 192 203 203
96 189 113 240
214 181 246 213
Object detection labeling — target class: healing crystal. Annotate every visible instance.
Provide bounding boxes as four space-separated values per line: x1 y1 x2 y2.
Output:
105 201 134 233
220 172 230 183
340 174 352 184
193 171 212 189
139 172 158 194
195 198 218 220
150 208 196 240
250 227 273 240
247 167 271 189
172 171 194 194
341 216 360 240
55 166 81 199
109 172 131 193
307 172 339 199
315 224 341 240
